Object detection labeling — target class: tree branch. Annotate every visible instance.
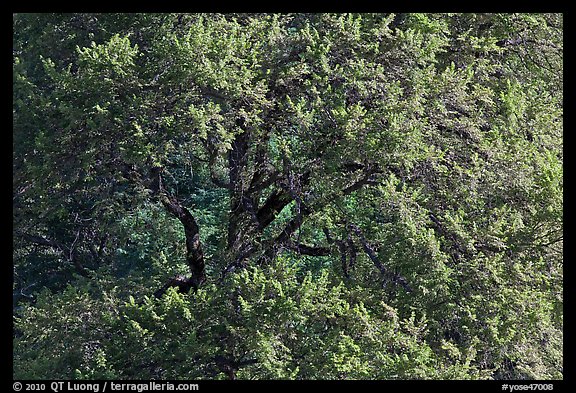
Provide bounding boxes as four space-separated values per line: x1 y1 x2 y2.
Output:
160 193 206 290
223 161 384 271
349 224 387 275
227 130 251 249
256 170 311 229
247 169 280 195
17 231 89 277
154 274 194 298
254 167 381 267
288 243 331 256
255 189 293 229
149 167 206 292
18 232 65 251
349 224 412 293
342 167 381 194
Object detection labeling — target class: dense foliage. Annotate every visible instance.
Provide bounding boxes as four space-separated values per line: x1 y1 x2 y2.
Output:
13 13 562 380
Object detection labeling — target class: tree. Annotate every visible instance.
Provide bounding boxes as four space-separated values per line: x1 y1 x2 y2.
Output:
13 13 562 380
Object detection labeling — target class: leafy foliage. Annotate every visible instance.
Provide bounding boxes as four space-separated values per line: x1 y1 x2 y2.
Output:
13 13 562 380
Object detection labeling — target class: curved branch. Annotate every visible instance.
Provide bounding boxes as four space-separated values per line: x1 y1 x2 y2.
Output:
160 194 206 290
149 167 206 291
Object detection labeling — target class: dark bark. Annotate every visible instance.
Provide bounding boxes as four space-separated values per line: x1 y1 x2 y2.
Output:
219 243 256 281
323 228 357 278
322 228 332 243
247 170 280 195
288 243 331 256
342 172 380 195
257 202 312 265
256 189 293 228
247 132 276 195
222 153 384 276
349 224 386 274
153 274 193 298
253 169 382 267
149 166 206 294
256 171 310 229
342 161 367 172
160 194 206 290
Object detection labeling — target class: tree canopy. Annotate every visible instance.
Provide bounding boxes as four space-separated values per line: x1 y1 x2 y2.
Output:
13 13 562 380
